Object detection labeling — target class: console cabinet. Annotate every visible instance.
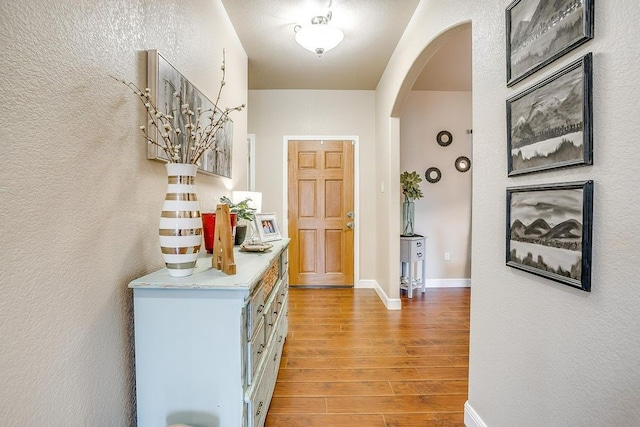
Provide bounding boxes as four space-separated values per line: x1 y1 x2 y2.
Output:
128 239 289 427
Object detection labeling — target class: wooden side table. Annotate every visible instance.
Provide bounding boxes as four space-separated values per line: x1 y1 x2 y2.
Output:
400 236 426 298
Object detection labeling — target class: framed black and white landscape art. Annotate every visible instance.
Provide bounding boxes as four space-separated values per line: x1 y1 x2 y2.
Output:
506 0 594 86
507 53 592 176
506 180 593 291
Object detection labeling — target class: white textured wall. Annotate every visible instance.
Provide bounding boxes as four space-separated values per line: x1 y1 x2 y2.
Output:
379 0 640 425
400 91 472 281
0 1 247 424
468 1 640 424
247 90 376 281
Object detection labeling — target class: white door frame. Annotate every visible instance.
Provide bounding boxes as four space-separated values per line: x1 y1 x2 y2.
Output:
283 135 360 286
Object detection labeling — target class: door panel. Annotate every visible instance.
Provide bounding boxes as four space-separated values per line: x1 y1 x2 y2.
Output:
325 230 343 273
325 152 343 168
299 181 316 217
288 140 354 286
299 229 317 273
299 152 316 169
325 180 343 218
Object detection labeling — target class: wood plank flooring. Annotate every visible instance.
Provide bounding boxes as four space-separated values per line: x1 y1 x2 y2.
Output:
265 287 470 427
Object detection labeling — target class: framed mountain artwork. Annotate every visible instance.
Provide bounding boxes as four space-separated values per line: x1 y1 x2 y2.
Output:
506 180 593 291
506 0 594 86
507 53 592 176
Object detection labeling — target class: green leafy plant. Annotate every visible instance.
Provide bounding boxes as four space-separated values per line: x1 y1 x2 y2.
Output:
400 171 424 201
220 196 257 223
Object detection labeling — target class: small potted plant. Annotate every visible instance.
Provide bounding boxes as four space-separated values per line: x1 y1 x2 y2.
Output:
220 196 257 245
400 171 424 236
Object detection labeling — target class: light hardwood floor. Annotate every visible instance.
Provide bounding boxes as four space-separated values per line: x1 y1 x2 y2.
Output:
265 287 470 427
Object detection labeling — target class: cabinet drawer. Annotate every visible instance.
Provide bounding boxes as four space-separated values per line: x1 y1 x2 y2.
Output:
268 304 287 392
411 239 425 259
247 285 265 340
247 319 266 385
275 294 288 352
277 276 288 302
273 276 288 317
246 313 286 427
279 249 288 277
413 245 425 261
263 290 276 341
400 237 426 262
247 381 270 427
247 346 277 427
264 276 286 340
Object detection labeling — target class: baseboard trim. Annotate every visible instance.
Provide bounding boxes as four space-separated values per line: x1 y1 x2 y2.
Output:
355 279 376 289
369 281 401 310
426 278 471 288
464 401 487 427
361 278 467 308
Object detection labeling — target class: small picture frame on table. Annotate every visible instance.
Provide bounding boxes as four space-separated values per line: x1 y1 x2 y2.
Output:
255 213 282 242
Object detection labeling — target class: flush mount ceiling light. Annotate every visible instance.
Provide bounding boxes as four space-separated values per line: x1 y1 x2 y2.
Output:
294 11 344 56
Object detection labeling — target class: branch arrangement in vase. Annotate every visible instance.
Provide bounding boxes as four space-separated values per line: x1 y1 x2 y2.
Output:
113 50 244 165
400 171 424 201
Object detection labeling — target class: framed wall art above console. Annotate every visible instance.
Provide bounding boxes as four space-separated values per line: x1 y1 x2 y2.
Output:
146 50 234 178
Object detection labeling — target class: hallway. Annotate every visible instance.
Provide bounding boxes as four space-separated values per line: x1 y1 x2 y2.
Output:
266 287 470 426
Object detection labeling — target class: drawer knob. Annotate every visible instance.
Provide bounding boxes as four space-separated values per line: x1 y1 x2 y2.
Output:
417 242 422 247
417 252 422 257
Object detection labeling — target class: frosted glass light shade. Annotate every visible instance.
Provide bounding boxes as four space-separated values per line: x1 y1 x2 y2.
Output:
295 24 344 55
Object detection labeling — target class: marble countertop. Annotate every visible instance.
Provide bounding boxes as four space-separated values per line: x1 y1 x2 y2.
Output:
128 239 289 291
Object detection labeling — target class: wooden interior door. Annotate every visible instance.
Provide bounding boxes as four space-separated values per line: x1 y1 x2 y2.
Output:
288 140 354 286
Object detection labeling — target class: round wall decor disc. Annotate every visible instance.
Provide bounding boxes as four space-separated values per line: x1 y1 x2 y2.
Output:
425 167 442 183
455 156 471 172
436 130 453 147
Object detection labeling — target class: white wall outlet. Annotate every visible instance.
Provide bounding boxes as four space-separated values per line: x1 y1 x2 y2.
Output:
444 252 451 261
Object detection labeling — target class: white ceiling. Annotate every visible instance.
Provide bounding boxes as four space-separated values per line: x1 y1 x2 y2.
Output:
221 0 471 91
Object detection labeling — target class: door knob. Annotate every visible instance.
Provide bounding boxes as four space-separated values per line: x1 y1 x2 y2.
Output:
346 222 354 229
346 211 355 218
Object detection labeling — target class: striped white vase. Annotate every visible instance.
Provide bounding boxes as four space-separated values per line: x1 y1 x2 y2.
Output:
159 163 202 277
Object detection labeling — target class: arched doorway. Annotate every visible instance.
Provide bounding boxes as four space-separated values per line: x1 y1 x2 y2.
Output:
371 22 473 304
398 24 473 292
